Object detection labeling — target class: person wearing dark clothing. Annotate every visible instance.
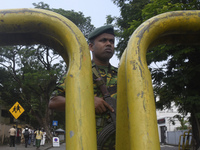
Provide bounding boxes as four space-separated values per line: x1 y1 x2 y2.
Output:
28 129 32 145
33 129 36 146
16 128 21 144
22 126 30 148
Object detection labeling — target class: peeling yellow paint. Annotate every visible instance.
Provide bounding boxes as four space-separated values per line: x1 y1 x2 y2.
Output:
116 10 200 150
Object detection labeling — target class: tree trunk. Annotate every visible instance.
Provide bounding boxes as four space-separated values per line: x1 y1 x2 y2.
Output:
42 117 53 144
32 104 53 144
41 105 53 144
191 111 200 150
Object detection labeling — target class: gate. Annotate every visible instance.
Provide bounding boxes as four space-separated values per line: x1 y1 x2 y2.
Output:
1 9 200 150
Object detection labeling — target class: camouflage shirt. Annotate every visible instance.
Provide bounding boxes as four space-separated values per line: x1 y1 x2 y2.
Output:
51 74 66 97
51 62 118 149
92 62 118 134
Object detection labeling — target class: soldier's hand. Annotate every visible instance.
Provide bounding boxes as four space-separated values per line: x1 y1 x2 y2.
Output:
94 96 114 114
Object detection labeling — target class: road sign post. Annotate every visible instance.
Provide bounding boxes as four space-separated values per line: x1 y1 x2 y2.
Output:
53 120 58 126
9 102 24 150
9 102 25 119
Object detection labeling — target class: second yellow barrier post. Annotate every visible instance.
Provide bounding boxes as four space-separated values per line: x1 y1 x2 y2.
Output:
116 10 200 150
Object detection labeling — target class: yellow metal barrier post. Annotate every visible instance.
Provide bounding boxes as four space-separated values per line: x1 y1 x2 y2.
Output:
179 135 183 150
179 130 192 150
116 10 200 150
0 9 96 150
185 130 192 150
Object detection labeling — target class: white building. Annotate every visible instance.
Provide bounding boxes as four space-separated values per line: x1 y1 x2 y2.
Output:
156 106 190 144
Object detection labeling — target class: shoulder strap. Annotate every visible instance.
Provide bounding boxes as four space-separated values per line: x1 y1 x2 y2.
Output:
92 62 110 99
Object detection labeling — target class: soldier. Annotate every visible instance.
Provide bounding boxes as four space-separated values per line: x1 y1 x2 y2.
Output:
49 25 117 149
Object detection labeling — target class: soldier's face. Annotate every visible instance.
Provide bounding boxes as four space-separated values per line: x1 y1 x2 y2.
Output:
90 33 115 62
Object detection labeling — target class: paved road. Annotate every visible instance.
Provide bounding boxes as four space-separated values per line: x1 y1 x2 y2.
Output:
48 143 65 150
48 143 179 150
0 143 52 150
160 144 179 150
1 143 179 150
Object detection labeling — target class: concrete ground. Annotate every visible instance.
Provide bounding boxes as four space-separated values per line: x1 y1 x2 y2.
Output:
1 142 180 150
0 142 52 150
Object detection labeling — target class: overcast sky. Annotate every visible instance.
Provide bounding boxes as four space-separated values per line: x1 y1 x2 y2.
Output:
0 0 120 66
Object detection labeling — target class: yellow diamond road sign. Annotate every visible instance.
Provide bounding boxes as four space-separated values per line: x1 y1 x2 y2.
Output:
9 102 25 119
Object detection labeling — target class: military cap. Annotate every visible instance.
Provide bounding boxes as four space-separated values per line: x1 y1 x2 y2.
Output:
88 25 114 40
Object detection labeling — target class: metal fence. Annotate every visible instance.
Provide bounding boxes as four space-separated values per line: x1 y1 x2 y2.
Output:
166 130 188 145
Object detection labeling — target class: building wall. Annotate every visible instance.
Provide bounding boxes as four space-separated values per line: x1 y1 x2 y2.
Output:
0 124 13 144
0 106 11 124
156 108 190 144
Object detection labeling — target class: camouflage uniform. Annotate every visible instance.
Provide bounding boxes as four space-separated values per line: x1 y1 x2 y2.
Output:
92 62 117 150
51 75 66 97
52 62 118 150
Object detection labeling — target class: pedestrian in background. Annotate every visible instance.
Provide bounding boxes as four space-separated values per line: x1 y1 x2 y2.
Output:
33 129 36 147
16 128 21 144
22 125 30 148
8 125 16 147
28 128 32 145
35 128 43 149
40 128 46 146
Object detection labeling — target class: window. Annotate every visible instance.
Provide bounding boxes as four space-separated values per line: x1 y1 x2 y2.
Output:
1 110 10 117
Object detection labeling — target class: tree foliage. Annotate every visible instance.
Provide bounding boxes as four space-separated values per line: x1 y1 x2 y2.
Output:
33 2 95 39
111 0 149 57
0 45 64 136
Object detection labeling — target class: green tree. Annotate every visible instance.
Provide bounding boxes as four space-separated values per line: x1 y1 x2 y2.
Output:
111 0 200 149
150 45 200 149
0 45 65 140
33 2 95 39
169 114 189 130
111 0 149 57
143 1 200 149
